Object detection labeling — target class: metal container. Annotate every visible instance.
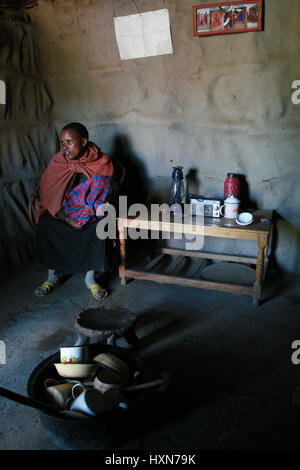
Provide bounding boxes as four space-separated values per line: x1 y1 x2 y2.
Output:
27 343 152 450
224 173 240 199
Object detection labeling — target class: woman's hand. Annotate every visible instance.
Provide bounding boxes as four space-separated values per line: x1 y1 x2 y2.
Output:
65 216 82 229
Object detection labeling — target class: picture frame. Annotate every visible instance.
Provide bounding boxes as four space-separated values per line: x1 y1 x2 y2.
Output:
193 0 263 36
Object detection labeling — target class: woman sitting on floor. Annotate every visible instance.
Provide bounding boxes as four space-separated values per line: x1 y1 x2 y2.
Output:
34 122 114 300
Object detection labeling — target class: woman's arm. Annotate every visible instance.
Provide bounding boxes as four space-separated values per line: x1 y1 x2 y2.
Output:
56 208 82 229
65 217 83 229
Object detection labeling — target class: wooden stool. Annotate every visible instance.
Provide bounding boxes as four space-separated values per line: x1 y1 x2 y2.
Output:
74 307 138 347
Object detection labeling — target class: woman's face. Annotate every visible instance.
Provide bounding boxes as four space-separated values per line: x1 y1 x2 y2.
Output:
60 129 87 160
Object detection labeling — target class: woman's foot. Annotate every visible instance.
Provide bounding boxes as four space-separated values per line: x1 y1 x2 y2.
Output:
34 270 61 297
34 280 58 297
87 283 108 300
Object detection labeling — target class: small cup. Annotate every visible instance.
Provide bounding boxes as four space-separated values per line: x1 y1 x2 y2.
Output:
44 379 74 409
71 382 86 400
93 368 123 394
60 346 89 364
220 196 240 219
70 388 119 417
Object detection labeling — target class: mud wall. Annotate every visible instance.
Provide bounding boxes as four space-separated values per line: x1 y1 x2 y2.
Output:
0 17 57 270
1 0 300 274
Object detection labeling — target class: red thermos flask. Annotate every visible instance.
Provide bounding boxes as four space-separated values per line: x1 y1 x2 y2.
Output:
224 173 240 199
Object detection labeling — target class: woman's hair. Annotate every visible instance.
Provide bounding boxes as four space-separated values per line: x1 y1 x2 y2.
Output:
62 122 89 140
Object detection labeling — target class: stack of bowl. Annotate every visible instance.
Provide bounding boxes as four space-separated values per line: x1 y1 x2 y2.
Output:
53 345 97 379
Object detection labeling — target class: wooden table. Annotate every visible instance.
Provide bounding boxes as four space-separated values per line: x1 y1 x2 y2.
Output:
117 210 273 306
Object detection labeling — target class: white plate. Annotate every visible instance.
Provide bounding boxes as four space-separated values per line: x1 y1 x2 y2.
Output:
236 212 254 226
236 217 253 226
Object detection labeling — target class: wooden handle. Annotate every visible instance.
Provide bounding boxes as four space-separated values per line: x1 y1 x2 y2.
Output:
123 378 163 392
0 386 61 414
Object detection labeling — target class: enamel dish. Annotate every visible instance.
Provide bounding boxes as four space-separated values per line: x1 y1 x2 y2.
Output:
54 363 98 379
236 212 254 226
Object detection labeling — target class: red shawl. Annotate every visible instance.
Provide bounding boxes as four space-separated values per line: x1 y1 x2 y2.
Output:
37 142 114 221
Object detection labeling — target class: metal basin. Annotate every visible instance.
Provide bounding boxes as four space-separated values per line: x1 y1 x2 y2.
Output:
27 343 151 450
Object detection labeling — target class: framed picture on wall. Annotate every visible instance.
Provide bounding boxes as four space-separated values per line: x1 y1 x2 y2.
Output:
193 0 263 36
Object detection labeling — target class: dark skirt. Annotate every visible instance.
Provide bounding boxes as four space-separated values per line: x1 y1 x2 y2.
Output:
36 211 108 275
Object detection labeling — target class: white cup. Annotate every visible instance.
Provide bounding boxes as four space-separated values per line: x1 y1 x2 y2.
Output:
220 196 240 219
71 382 86 400
70 388 119 416
60 346 89 364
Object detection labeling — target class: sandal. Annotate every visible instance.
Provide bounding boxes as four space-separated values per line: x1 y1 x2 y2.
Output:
34 280 57 298
87 283 108 300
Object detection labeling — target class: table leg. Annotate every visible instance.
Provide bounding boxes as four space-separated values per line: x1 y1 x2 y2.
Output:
253 234 267 306
118 223 127 286
262 245 269 283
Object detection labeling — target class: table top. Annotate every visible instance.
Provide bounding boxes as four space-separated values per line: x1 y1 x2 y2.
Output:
197 209 273 230
118 210 273 241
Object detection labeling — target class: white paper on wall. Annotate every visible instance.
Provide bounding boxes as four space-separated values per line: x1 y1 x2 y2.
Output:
114 9 173 60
